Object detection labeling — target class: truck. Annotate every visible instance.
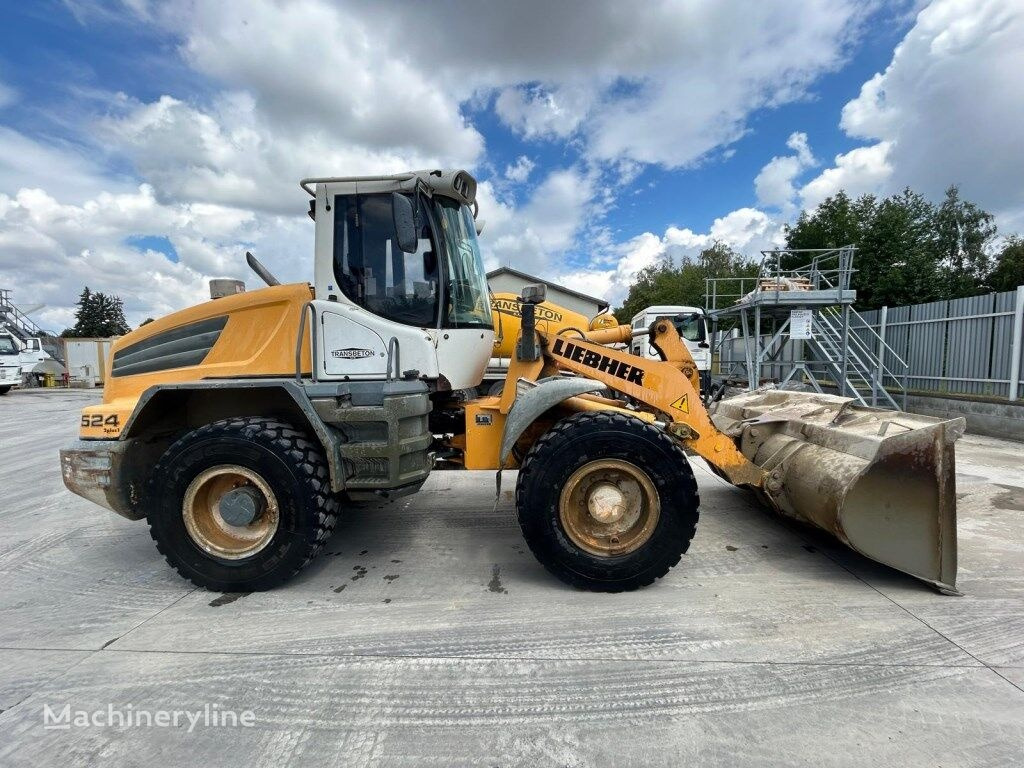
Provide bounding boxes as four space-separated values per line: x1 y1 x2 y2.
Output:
59 169 964 595
629 306 711 392
0 332 22 394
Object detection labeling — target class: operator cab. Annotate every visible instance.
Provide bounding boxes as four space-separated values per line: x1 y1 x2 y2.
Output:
304 170 494 390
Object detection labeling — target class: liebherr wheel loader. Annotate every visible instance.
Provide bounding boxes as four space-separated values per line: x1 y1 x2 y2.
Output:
60 169 964 594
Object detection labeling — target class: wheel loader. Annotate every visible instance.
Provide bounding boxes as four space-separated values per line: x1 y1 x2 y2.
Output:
59 169 964 594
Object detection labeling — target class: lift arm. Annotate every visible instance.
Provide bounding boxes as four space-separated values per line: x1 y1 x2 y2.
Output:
526 320 765 488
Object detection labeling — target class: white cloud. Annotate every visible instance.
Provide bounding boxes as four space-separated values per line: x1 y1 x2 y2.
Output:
0 0 896 326
584 2 865 167
803 0 1024 224
754 131 818 210
0 180 304 330
799 142 893 208
494 85 597 140
478 166 599 276
0 127 133 205
504 156 536 184
167 1 484 164
554 208 786 308
155 0 866 170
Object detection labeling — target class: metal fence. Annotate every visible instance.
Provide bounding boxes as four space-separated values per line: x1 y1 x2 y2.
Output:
716 285 1024 401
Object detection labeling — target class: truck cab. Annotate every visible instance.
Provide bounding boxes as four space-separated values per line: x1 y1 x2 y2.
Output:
0 332 23 393
630 306 710 391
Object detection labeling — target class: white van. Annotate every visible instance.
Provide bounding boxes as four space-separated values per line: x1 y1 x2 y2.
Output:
0 332 23 394
629 305 711 392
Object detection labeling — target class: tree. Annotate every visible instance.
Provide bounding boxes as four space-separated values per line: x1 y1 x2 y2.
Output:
613 242 757 321
934 185 997 298
990 236 1024 292
786 191 872 255
784 185 999 309
857 188 943 308
62 287 131 338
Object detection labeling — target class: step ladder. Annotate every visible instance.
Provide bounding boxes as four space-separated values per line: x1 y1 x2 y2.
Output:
0 289 65 364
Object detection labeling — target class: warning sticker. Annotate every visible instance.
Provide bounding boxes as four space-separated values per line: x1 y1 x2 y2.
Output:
670 394 690 414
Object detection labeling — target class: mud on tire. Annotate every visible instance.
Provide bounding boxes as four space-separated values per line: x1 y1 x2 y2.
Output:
147 417 339 591
516 411 700 592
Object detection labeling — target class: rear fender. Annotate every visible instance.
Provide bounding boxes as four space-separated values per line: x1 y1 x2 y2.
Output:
123 380 347 492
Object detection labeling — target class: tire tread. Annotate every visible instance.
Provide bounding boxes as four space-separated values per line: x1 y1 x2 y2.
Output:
147 416 339 590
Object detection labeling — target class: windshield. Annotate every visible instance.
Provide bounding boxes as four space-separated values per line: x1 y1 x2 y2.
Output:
433 197 492 329
0 336 19 355
657 314 704 342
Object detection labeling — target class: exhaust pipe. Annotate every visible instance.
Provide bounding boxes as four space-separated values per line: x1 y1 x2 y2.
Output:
710 391 964 593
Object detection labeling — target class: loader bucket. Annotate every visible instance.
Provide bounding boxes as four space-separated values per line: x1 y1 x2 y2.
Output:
709 391 965 593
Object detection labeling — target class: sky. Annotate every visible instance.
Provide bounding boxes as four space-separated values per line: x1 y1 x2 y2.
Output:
0 0 1022 330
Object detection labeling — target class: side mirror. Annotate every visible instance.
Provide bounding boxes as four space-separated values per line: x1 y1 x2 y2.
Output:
392 192 418 253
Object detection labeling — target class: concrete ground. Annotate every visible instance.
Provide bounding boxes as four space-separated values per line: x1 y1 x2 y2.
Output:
1 388 1023 767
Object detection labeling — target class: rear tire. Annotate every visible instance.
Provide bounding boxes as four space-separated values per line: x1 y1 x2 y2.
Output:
147 417 339 591
516 411 699 592
0 386 10 395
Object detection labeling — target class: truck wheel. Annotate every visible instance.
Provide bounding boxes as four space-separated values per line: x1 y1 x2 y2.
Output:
0 386 10 395
516 411 699 592
147 417 339 591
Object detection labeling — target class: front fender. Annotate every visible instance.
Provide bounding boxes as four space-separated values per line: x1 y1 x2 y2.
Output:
499 377 606 465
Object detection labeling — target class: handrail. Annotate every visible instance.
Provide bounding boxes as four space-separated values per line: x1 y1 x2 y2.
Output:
386 337 401 382
816 311 906 391
821 305 909 369
294 302 318 384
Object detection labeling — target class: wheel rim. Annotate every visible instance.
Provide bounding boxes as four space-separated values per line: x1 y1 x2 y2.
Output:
559 459 660 557
182 465 279 560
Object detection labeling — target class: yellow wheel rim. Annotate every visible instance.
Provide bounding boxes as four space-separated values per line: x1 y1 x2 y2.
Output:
559 459 660 557
182 465 279 560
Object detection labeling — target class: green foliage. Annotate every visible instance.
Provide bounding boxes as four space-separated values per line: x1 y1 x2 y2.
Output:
61 287 131 338
934 185 997 298
613 242 758 321
785 185 1005 309
990 236 1024 292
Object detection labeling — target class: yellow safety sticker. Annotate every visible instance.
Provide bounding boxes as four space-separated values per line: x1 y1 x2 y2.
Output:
670 394 690 414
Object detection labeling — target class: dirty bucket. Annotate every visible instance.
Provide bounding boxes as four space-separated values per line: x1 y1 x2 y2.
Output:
710 390 964 593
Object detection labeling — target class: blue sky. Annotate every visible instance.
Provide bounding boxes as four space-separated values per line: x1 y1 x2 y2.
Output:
0 0 1021 328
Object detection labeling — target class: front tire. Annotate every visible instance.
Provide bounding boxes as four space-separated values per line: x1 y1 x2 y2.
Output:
516 411 699 592
147 417 339 591
0 386 11 395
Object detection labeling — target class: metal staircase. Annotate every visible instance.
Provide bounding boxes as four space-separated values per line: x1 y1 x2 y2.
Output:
0 289 65 364
706 247 909 410
806 306 906 409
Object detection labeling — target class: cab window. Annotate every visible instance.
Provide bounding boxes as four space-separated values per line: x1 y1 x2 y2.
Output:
658 314 703 342
332 194 439 327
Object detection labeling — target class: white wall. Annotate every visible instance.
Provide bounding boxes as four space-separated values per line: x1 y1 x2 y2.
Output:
63 339 114 384
487 273 603 319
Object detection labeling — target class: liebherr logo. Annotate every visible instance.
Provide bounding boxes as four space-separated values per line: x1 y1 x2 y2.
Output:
551 337 645 386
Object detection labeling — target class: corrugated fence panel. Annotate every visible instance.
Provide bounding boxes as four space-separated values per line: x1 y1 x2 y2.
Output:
990 289 1017 400
711 284 1022 398
946 293 995 397
907 299 948 392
